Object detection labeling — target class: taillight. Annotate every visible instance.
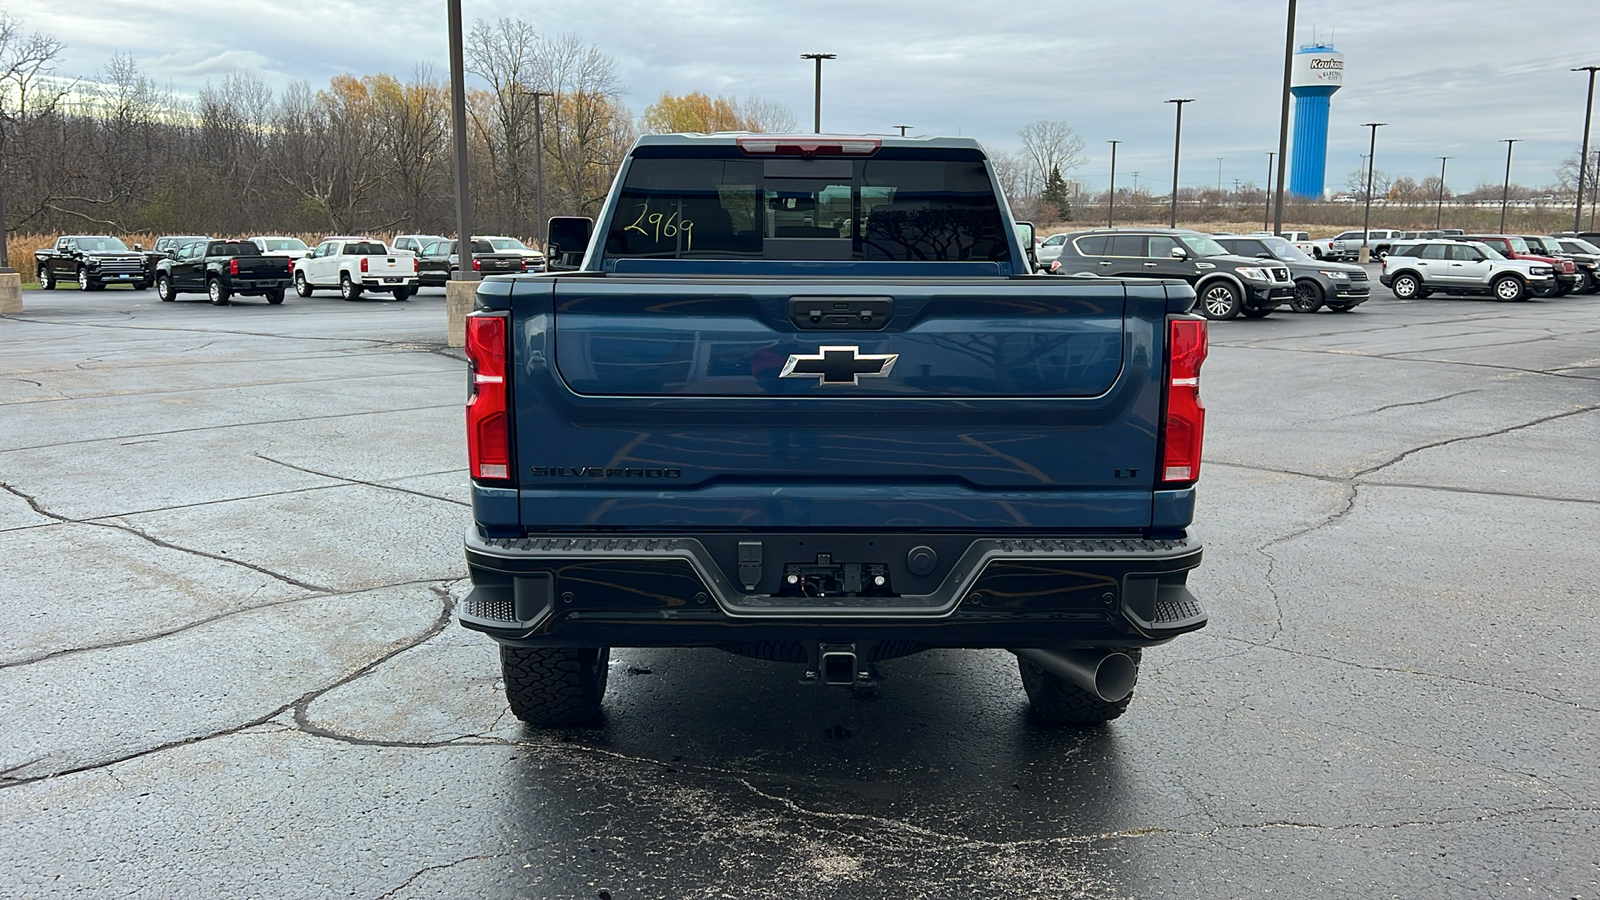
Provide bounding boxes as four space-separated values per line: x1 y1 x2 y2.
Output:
360 257 369 273
1160 318 1207 486
228 258 239 275
466 313 510 481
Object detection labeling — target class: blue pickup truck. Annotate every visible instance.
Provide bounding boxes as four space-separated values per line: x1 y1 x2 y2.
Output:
459 134 1209 726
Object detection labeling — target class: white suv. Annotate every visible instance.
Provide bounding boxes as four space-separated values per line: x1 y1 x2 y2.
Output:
1380 240 1556 302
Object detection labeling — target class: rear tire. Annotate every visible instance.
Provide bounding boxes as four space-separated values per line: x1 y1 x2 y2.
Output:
339 273 361 301
1198 281 1242 320
207 278 230 306
1492 275 1526 302
1389 273 1421 299
1019 649 1141 725
501 645 610 726
295 272 314 297
265 287 285 305
156 273 176 301
392 286 413 301
1290 280 1324 313
39 266 55 290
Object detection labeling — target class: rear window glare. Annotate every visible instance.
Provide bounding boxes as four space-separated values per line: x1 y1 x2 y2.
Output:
603 152 1009 263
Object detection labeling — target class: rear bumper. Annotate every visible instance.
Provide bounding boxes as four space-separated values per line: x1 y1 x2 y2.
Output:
459 528 1206 649
361 276 418 289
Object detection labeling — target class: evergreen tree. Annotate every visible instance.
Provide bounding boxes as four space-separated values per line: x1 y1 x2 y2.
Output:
1041 165 1072 220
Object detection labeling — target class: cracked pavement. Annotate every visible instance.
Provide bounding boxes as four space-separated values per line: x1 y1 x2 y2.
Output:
2 282 1598 898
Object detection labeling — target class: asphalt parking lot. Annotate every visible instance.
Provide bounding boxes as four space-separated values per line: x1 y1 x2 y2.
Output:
2 278 1598 899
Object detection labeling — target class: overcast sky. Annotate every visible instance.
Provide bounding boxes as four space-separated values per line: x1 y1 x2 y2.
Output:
11 0 1600 194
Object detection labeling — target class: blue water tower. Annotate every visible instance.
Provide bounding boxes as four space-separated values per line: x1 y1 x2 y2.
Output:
1288 45 1345 199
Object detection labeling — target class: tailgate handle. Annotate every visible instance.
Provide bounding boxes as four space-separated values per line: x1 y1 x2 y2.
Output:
789 296 893 331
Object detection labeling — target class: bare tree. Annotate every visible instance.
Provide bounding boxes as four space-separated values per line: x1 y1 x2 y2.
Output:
1016 120 1086 199
0 10 72 235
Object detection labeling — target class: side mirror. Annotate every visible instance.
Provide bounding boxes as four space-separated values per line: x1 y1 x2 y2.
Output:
1170 246 1189 260
1014 221 1037 269
1256 252 1273 259
134 243 143 251
546 216 594 270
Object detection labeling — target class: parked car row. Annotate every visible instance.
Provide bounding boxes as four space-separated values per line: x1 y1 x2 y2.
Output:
32 231 546 304
1039 227 1353 319
1380 234 1600 301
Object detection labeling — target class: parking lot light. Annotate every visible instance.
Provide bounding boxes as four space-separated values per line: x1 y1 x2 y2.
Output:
1573 67 1599 234
1108 140 1121 227
1436 157 1451 229
1360 122 1384 261
1166 99 1194 228
801 53 836 134
1499 139 1520 234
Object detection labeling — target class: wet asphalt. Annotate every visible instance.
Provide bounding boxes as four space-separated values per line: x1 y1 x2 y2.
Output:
1 274 1597 899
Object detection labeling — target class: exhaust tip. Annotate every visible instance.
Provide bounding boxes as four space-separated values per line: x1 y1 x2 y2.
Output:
1093 652 1138 703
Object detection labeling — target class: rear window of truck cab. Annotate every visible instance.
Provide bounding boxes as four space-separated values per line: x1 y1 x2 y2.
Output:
603 147 1008 263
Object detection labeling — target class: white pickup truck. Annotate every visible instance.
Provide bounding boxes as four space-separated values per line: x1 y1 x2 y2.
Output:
293 236 419 300
1314 229 1402 261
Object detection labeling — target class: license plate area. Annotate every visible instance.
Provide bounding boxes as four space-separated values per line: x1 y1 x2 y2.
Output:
780 553 893 598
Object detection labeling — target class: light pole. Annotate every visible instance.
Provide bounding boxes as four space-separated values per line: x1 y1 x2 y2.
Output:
1435 156 1451 229
801 53 836 133
1572 66 1598 233
1499 139 1520 233
1264 151 1275 232
892 124 912 136
1107 140 1121 227
447 0 477 282
1166 98 1194 228
1360 122 1384 260
1216 157 1224 197
1272 0 1298 235
518 89 554 248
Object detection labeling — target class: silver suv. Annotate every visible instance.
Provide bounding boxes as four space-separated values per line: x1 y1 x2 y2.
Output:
1380 240 1556 302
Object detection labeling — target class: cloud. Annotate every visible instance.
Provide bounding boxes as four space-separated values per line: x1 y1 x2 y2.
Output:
171 50 275 78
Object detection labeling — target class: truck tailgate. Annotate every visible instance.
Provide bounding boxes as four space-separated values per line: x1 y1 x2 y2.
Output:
504 276 1175 531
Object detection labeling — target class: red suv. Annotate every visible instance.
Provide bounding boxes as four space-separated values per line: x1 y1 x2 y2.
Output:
1459 235 1579 296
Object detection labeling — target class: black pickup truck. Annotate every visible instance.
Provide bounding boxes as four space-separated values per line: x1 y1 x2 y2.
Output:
155 239 295 305
35 235 152 290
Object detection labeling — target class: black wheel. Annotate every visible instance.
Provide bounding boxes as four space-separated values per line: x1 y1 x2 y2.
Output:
1325 302 1357 312
38 266 55 290
1290 279 1324 313
1019 649 1141 725
1389 272 1421 299
500 645 610 725
207 278 231 306
392 286 413 301
295 272 314 297
1492 275 1526 302
1241 308 1272 318
1197 281 1242 319
339 273 361 301
134 279 152 291
265 287 285 305
1580 272 1600 295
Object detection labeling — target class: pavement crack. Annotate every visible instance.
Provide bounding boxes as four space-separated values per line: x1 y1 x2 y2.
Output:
0 481 333 592
255 453 469 507
0 586 454 790
372 854 509 900
0 578 449 671
0 403 460 454
1337 388 1484 417
1198 633 1600 715
1352 404 1599 478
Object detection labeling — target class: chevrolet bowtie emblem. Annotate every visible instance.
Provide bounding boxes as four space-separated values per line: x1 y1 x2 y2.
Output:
780 346 899 386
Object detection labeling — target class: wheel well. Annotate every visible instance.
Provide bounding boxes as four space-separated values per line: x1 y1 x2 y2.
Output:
1389 268 1421 282
1195 274 1243 295
1492 272 1524 282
